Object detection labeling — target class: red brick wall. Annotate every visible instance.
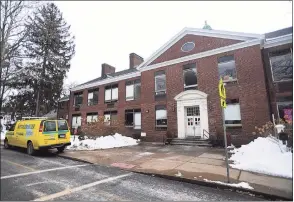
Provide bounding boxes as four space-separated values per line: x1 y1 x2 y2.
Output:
141 44 270 144
150 35 242 65
69 76 142 136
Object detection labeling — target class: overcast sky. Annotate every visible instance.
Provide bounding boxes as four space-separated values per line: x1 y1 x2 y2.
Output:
54 1 292 86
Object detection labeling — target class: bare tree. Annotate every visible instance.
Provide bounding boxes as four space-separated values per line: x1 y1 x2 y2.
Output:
0 0 40 112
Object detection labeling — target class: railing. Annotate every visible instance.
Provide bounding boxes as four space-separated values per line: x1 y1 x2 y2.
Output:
203 129 210 139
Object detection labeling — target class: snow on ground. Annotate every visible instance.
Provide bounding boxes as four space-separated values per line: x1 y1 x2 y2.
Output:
67 133 139 150
229 136 292 179
203 179 254 190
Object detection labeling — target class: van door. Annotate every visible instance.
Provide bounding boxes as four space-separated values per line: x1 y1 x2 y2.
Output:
43 120 58 145
6 123 17 146
57 120 70 143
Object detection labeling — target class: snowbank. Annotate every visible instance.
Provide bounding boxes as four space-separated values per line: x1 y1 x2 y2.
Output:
203 179 254 190
229 136 292 178
67 133 139 150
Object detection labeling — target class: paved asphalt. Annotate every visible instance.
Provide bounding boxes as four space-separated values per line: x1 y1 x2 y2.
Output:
1 146 264 201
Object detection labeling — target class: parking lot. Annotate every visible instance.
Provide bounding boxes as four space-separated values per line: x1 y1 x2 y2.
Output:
0 146 264 201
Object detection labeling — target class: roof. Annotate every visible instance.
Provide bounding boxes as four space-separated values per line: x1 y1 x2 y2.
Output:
137 27 264 69
59 96 69 102
265 27 293 39
75 68 138 88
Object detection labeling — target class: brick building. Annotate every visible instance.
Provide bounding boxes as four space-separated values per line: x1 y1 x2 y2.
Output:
65 26 293 146
57 96 70 121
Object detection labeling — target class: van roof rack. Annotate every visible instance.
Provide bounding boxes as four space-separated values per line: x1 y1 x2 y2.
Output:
21 117 49 120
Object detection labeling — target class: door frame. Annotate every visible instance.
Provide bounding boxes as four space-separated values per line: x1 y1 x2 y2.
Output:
175 90 209 139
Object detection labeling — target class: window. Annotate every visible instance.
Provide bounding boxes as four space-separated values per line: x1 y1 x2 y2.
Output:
44 121 57 132
72 115 81 129
277 102 293 124
126 80 141 101
8 123 16 131
218 55 237 82
224 99 241 126
86 113 98 123
104 111 117 125
88 89 99 106
58 120 68 130
155 105 167 129
125 109 141 129
59 102 64 109
73 92 83 107
105 84 118 103
183 63 197 90
181 42 195 52
269 49 293 82
155 71 166 95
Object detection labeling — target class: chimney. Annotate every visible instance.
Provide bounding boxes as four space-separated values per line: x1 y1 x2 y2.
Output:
129 53 144 69
101 63 116 77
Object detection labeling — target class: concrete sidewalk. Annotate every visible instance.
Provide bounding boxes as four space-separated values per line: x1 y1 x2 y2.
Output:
58 144 293 200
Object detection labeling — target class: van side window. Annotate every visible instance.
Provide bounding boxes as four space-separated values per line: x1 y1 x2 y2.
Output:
44 121 57 132
9 123 16 131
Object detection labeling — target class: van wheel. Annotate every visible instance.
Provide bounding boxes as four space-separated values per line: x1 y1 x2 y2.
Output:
27 142 35 156
57 146 65 153
4 139 10 149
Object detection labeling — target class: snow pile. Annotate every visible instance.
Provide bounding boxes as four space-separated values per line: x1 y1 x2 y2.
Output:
203 179 254 190
1 119 6 140
67 133 139 150
229 136 292 178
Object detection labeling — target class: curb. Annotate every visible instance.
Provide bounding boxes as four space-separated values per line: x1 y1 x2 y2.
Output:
58 153 95 165
58 154 292 201
130 171 292 201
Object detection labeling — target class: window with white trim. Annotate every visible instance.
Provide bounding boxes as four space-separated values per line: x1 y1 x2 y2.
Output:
183 63 197 90
72 115 81 129
126 79 141 101
86 112 98 123
155 105 167 129
104 111 117 125
125 109 141 129
105 84 118 103
155 71 166 95
218 55 237 83
224 99 241 126
269 48 293 82
88 89 99 106
73 92 83 107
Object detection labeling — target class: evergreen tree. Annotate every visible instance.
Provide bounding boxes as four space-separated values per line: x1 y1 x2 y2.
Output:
24 3 75 116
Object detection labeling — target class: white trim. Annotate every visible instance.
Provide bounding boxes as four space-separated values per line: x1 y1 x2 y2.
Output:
71 71 140 92
263 34 292 49
140 39 262 73
137 27 263 69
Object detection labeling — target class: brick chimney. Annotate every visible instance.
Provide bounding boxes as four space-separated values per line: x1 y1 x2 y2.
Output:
129 53 144 69
101 63 116 77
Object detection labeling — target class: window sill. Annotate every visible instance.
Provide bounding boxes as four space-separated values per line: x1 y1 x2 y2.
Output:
225 124 242 128
223 79 238 85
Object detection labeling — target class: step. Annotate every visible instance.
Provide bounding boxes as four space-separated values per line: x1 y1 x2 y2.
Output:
171 139 209 143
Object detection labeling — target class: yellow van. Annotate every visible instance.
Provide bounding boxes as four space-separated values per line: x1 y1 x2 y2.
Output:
4 117 71 155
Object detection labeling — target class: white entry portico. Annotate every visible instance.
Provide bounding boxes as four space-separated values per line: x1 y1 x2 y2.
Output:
174 90 209 139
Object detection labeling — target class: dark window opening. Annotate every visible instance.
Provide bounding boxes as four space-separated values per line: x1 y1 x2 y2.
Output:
88 88 99 106
183 63 197 90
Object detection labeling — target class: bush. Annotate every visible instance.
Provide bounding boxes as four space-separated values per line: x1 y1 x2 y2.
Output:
80 116 125 138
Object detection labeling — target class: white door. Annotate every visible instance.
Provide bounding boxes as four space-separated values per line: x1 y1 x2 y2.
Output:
185 106 201 137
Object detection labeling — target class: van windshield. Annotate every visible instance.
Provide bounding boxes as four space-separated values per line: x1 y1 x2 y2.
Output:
58 120 68 131
44 121 57 132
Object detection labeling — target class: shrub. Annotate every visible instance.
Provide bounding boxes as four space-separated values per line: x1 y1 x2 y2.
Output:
80 116 125 138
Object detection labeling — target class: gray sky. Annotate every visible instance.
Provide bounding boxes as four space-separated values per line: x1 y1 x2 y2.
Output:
54 1 292 86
